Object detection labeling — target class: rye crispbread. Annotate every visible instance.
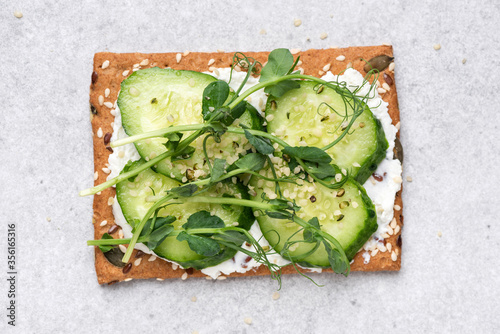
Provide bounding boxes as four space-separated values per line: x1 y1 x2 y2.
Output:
89 46 403 284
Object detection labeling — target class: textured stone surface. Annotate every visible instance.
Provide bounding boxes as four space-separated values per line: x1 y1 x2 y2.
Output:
0 1 499 333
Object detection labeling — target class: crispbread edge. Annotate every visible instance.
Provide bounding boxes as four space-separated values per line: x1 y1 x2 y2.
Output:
89 46 403 284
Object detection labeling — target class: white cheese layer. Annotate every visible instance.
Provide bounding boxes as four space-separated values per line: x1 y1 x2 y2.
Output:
107 67 402 276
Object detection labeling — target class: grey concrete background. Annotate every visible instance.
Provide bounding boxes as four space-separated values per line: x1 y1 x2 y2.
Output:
1 0 499 333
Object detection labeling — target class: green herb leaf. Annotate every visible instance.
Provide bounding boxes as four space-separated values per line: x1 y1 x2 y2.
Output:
244 129 274 155
214 230 249 245
234 152 267 172
121 160 140 182
304 162 338 180
177 232 221 257
163 131 183 151
260 49 295 82
282 146 332 164
210 158 226 183
202 81 230 121
98 233 114 253
182 211 225 229
169 184 198 197
264 79 300 98
265 211 291 220
221 101 247 126
146 225 174 250
140 215 176 237
303 217 320 242
324 241 349 275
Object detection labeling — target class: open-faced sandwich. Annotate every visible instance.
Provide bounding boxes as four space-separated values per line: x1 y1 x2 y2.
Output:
82 47 403 285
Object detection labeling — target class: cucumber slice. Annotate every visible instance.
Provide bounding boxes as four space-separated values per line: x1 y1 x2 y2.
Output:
265 81 388 183
118 68 261 181
250 174 377 266
116 160 254 269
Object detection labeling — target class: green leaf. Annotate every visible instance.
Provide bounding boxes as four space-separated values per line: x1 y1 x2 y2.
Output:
244 129 274 155
202 81 230 121
177 232 221 257
282 146 332 164
121 160 140 182
303 217 320 242
210 159 226 183
214 230 249 245
234 153 267 172
264 79 300 98
221 194 235 211
146 225 174 250
265 211 291 220
140 215 176 237
221 101 247 126
304 162 338 180
182 211 225 229
169 184 198 197
260 49 295 82
324 242 349 275
163 131 183 151
98 233 114 253
171 145 196 162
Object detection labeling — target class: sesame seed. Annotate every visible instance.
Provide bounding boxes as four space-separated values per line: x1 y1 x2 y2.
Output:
176 53 182 63
387 243 392 252
167 114 174 123
336 55 346 61
94 171 99 180
272 291 280 300
124 278 133 282
156 278 164 281
96 192 101 195
107 197 114 206
101 60 110 69
433 44 441 50
118 151 125 158
334 210 342 216
103 102 113 108
265 114 274 122
191 296 197 302
377 88 387 94
97 127 103 138
321 63 331 72
98 95 104 106
122 70 130 76
104 88 110 98
183 51 190 56
140 59 149 66
318 70 325 76
294 18 302 27
217 49 225 53
99 220 108 227
335 173 342 182
46 217 52 222
148 255 157 262
381 233 390 239
172 263 179 270
377 243 387 252
462 58 467 64
341 168 347 176
371 249 379 257
217 276 227 280
102 167 110 174
390 218 397 229
133 63 140 68
437 231 442 237
134 258 142 266
391 251 398 261
181 272 188 280
352 162 361 167
394 204 401 211
382 83 391 91
389 62 395 72
14 11 23 18
406 176 413 182
352 201 358 208
387 226 394 236
208 59 215 66
320 32 328 40
259 29 267 35
119 245 127 253
393 176 403 183
244 317 252 325
290 48 301 55
394 225 401 234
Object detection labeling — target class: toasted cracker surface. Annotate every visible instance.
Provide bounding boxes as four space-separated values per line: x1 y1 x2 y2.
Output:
89 46 403 284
